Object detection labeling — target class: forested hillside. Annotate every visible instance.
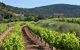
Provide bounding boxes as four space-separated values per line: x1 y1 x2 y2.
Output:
1 2 80 21
30 4 80 17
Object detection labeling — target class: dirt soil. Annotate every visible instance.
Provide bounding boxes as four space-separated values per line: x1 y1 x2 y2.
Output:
22 25 56 50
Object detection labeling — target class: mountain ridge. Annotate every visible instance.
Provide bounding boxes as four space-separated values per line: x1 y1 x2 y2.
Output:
0 2 80 20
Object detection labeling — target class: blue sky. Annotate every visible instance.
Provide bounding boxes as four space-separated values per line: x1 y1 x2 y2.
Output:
0 0 80 8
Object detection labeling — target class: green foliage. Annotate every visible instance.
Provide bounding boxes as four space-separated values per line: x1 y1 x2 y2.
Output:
0 22 25 50
50 18 80 24
25 16 36 21
36 18 80 35
0 15 3 20
0 23 13 34
27 23 80 50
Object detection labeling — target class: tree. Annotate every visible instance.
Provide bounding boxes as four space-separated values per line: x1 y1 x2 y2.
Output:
0 15 3 21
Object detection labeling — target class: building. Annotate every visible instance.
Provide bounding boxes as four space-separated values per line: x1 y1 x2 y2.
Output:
13 13 24 17
53 13 64 18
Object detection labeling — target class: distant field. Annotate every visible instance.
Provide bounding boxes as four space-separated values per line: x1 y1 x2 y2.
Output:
36 18 80 35
49 18 80 24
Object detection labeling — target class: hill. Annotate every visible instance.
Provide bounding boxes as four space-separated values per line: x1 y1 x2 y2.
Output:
30 4 80 17
1 2 80 21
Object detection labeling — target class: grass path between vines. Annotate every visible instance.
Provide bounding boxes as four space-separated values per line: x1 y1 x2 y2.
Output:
0 26 15 42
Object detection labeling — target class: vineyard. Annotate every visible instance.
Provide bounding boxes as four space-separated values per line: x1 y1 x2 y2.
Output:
0 18 80 50
27 22 80 50
49 18 80 24
36 18 80 35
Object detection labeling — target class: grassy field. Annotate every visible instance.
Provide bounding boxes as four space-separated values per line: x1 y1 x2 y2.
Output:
36 18 80 35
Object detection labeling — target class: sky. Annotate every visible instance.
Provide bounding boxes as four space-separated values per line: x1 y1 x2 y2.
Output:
0 0 80 8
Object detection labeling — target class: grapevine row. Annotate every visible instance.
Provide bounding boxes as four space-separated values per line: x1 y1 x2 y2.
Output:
0 22 25 50
50 18 80 24
0 22 14 34
27 22 80 50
